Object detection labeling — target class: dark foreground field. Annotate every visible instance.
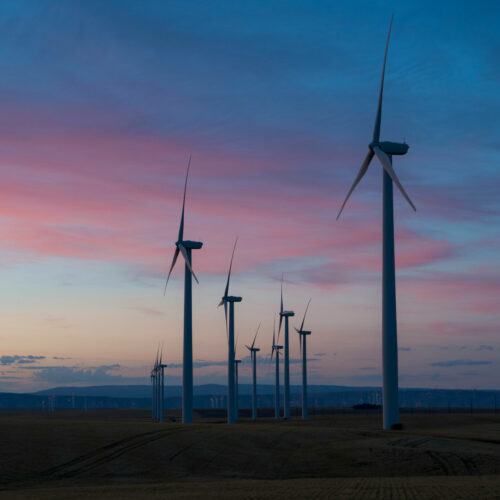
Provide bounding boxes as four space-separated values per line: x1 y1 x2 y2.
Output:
0 410 498 499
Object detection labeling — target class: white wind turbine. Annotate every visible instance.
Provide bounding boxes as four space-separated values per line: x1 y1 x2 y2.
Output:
164 157 203 424
158 348 167 423
271 316 283 420
295 299 312 420
245 323 261 420
278 275 294 420
337 15 416 430
218 239 241 425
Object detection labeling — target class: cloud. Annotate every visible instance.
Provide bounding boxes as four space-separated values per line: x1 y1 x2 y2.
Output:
0 355 45 366
53 356 72 360
167 360 227 369
31 364 147 385
476 345 494 351
428 360 493 368
128 306 164 316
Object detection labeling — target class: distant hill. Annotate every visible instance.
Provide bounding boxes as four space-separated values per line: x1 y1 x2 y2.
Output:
34 384 377 398
0 385 493 411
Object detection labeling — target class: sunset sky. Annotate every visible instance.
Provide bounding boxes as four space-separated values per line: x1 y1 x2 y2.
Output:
0 0 498 392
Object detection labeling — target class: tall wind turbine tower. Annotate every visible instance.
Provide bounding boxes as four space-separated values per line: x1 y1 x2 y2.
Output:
279 275 294 420
271 317 283 420
165 157 203 424
245 323 261 420
219 239 241 425
295 299 312 420
337 15 416 430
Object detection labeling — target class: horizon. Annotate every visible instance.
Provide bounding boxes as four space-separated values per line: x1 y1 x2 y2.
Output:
0 0 498 393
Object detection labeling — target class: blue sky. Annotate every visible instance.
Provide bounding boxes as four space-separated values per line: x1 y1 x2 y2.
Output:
0 0 498 391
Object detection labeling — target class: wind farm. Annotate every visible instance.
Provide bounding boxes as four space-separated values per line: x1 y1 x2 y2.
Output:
0 3 498 500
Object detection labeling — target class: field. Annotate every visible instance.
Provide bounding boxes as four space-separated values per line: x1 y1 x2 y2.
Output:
0 410 498 498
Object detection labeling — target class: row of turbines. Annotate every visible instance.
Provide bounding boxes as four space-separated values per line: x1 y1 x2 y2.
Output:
151 348 167 422
161 15 416 430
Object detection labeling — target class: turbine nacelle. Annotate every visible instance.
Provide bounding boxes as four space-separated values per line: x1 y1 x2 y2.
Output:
176 240 203 250
297 330 311 336
279 311 295 317
369 141 409 156
223 296 242 303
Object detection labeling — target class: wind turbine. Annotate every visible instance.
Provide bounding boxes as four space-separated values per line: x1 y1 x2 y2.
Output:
278 275 294 420
151 348 159 420
337 15 416 430
164 157 203 424
295 299 312 420
271 316 283 420
245 323 261 420
234 358 241 420
218 239 241 425
158 348 167 423
150 361 156 420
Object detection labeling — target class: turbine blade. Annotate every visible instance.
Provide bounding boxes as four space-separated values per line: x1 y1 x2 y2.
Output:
337 150 374 219
373 14 394 143
373 146 416 211
280 274 284 315
178 243 200 284
299 298 312 332
251 322 261 349
224 299 228 340
164 247 180 294
223 237 238 299
272 316 276 347
299 332 302 355
178 155 191 243
278 274 284 336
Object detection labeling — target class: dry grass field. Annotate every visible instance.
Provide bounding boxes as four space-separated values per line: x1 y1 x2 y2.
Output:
0 410 498 499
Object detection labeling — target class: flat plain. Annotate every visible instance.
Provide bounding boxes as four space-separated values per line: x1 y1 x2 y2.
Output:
0 410 498 499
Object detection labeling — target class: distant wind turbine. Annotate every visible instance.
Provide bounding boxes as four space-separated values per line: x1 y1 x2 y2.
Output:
245 323 261 420
151 347 159 421
150 358 156 420
337 15 415 430
271 316 283 420
158 348 167 423
234 358 241 420
164 157 203 424
295 299 312 420
278 275 294 420
218 239 241 425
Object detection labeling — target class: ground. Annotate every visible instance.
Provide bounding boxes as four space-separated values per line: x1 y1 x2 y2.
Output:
0 410 498 498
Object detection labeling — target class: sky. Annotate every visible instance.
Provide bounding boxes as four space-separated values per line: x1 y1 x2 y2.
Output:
0 0 498 392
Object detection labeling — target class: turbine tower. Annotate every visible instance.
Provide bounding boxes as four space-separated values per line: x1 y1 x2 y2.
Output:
245 323 261 420
165 157 203 424
218 239 241 425
279 275 294 420
337 15 416 430
271 317 283 420
295 299 312 420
